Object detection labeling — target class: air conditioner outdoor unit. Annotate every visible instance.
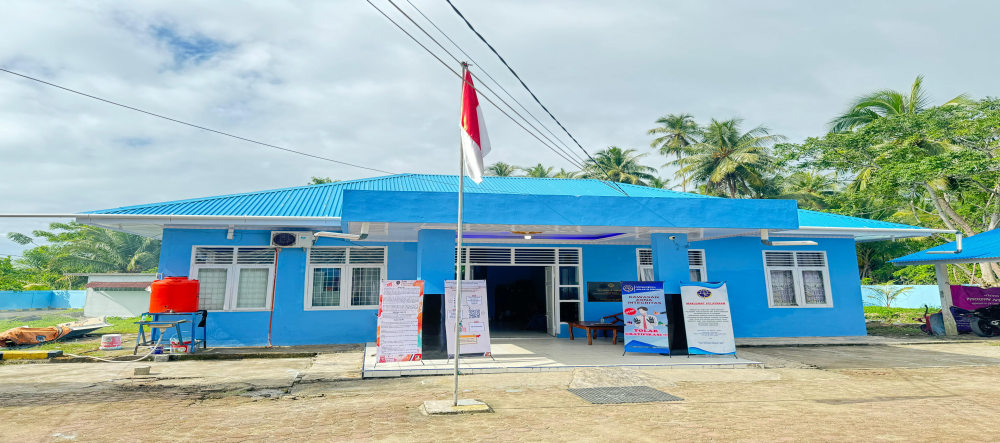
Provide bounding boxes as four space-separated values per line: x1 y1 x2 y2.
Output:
270 231 315 248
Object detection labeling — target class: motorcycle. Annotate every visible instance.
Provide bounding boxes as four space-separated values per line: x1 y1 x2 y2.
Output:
953 305 1000 337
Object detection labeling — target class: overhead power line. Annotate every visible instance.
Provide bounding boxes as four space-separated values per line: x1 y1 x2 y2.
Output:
403 0 586 166
372 0 596 176
442 0 627 195
0 69 546 197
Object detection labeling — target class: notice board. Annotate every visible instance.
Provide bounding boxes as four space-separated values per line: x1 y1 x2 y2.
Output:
679 281 736 355
621 281 670 354
445 280 491 358
587 282 622 302
375 280 425 363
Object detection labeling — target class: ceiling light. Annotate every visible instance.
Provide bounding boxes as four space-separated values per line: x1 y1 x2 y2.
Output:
524 235 531 239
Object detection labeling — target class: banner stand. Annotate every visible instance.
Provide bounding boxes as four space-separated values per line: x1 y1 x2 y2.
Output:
621 281 672 355
679 281 737 358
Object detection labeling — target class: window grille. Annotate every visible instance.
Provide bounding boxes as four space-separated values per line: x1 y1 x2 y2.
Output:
194 247 235 265
514 248 556 264
688 250 705 267
236 248 276 265
558 249 580 265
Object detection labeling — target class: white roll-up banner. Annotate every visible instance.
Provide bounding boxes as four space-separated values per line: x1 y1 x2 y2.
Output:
679 281 736 355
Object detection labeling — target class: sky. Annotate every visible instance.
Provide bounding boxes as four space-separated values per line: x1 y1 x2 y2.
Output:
2 0 999 257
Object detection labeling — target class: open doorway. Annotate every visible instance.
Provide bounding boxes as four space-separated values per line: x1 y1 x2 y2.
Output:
472 265 551 338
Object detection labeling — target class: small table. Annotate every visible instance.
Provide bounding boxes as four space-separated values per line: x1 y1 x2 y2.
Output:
134 311 207 354
567 321 620 345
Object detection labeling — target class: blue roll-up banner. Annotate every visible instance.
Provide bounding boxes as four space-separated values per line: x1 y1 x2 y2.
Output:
621 281 670 354
679 281 736 355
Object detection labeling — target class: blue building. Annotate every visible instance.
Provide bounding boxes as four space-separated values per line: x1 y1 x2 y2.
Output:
58 174 936 346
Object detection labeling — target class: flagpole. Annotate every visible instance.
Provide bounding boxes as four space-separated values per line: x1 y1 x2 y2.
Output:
453 61 469 407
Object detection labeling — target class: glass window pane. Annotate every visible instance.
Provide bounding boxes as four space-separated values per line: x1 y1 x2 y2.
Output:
769 270 797 306
559 301 579 322
639 266 654 282
311 268 342 307
559 287 580 300
197 268 227 310
351 267 381 306
689 268 703 282
802 270 827 304
236 268 269 308
559 266 578 285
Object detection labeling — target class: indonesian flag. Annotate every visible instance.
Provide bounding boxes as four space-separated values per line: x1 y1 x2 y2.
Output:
460 69 491 183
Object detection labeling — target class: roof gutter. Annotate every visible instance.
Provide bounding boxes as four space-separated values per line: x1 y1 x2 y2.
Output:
794 226 957 235
0 213 342 223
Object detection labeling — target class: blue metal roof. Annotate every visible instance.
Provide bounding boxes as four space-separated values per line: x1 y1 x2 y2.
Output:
892 229 1000 265
84 173 925 231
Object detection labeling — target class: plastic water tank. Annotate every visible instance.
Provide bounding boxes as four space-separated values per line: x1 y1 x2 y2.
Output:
149 277 200 313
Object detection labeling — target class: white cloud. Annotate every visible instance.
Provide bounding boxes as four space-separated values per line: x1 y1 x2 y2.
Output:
1 0 999 256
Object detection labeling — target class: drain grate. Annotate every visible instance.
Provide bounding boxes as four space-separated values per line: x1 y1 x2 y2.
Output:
567 386 683 404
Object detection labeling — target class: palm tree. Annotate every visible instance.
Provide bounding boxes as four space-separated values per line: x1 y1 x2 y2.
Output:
829 75 968 133
647 177 675 190
582 146 657 186
522 164 555 178
55 225 161 273
552 169 580 179
485 162 519 177
648 114 700 191
672 119 785 198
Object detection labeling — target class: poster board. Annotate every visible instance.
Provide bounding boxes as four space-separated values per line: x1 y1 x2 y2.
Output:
445 280 491 358
950 285 1000 332
375 280 424 363
587 282 622 302
621 281 670 354
679 281 736 355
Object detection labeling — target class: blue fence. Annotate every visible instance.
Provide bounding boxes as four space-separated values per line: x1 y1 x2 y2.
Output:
861 285 941 309
0 290 86 311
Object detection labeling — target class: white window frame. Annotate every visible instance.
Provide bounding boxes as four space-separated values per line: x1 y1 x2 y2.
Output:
304 246 388 310
189 246 276 312
636 248 707 282
762 250 834 308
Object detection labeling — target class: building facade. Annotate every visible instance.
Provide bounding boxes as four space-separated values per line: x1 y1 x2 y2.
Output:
65 174 934 346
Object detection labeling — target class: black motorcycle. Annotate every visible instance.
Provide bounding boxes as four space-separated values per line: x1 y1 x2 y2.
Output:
953 305 1000 337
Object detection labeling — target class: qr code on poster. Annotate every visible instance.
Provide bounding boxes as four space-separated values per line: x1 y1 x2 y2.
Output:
468 309 481 319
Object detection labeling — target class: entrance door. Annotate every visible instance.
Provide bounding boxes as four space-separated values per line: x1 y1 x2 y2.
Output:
545 266 557 336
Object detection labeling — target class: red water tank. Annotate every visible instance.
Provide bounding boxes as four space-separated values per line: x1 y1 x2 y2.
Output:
149 277 200 313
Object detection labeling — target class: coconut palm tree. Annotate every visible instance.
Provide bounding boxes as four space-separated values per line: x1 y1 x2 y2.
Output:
648 114 700 191
552 169 580 179
672 119 785 198
55 224 161 273
647 177 675 190
522 164 555 178
582 147 657 186
486 162 519 177
829 75 968 133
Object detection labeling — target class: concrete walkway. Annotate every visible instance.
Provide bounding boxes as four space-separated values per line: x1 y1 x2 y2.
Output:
363 336 759 378
737 335 1000 347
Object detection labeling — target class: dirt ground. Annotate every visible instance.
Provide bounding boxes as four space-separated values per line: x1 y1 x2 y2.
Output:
3 343 1000 442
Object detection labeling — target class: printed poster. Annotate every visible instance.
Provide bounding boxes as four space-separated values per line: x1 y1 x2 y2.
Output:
445 280 491 358
950 285 1000 333
621 281 670 354
679 281 736 355
375 280 424 363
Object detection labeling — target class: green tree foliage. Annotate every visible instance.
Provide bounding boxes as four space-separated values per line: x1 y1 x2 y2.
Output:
582 146 657 186
552 169 580 179
671 119 785 198
648 114 700 191
864 283 914 308
783 97 1000 285
521 163 555 178
308 177 340 185
5 222 161 289
485 162 519 177
829 75 968 133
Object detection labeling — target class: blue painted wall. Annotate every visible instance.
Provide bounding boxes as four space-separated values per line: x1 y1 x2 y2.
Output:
0 290 86 311
158 228 866 346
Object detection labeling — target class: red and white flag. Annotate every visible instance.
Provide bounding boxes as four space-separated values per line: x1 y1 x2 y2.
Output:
460 69 491 183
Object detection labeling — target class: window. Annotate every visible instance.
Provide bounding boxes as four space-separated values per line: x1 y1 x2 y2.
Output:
305 247 387 309
190 247 276 311
763 251 832 308
636 249 707 282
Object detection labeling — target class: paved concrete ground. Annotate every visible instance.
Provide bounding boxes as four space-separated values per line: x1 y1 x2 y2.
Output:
3 343 1000 442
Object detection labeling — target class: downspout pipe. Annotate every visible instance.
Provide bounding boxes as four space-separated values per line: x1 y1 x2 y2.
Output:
926 231 963 254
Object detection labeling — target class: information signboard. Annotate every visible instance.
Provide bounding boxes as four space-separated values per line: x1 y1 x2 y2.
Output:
375 280 425 363
445 280 491 358
621 281 670 354
679 281 736 355
587 282 622 302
